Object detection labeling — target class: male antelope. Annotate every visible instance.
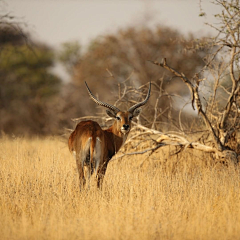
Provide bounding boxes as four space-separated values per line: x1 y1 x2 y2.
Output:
68 81 151 188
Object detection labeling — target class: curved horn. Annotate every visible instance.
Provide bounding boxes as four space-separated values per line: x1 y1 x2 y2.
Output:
85 82 120 114
128 82 151 113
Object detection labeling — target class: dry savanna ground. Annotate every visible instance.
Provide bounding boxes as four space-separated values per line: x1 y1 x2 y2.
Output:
0 136 240 240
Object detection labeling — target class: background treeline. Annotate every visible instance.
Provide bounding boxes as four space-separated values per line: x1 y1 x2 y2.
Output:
0 16 208 136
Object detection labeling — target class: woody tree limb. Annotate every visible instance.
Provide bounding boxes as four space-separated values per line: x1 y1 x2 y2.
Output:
149 59 224 152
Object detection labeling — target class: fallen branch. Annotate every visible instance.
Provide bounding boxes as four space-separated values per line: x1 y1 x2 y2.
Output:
112 143 165 161
121 122 237 163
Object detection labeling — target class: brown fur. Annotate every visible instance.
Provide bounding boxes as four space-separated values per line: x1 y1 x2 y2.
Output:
68 112 134 188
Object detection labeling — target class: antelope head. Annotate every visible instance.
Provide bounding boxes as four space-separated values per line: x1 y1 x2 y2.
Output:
85 82 151 136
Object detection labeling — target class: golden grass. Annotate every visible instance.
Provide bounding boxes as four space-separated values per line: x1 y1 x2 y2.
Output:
0 137 240 240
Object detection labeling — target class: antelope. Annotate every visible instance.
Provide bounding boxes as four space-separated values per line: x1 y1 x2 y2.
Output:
68 81 151 188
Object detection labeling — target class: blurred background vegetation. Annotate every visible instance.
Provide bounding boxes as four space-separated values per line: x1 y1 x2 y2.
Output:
0 10 208 136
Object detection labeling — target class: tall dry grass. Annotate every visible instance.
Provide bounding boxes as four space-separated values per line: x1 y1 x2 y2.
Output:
0 136 240 240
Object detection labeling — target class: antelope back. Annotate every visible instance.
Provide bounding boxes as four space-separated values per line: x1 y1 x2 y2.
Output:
68 121 105 154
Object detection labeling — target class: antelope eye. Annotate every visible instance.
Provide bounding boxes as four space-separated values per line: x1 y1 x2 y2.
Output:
116 116 121 120
129 116 133 120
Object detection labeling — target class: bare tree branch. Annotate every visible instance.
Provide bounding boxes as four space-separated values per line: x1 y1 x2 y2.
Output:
149 59 223 151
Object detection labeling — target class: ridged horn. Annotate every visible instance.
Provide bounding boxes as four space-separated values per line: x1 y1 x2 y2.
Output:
85 82 120 114
128 82 151 113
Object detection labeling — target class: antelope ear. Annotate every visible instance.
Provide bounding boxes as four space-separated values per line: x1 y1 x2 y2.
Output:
132 108 142 117
106 109 116 118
